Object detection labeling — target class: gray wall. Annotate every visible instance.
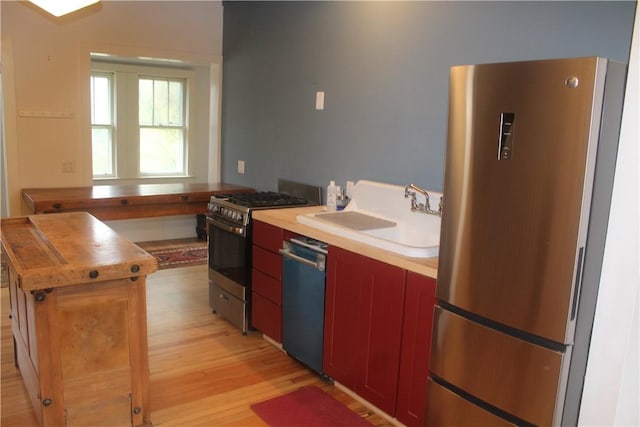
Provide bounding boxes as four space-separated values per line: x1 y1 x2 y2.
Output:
221 1 635 194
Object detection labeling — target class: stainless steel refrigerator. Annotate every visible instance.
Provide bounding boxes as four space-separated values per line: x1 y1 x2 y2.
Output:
426 57 626 426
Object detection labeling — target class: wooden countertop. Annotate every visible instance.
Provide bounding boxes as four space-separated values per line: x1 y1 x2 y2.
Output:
1 212 158 291
22 182 254 220
252 206 439 279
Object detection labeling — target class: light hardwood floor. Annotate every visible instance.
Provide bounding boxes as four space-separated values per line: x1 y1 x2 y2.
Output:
1 264 395 426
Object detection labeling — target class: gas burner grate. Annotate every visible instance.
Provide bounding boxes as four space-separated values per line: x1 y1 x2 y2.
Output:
214 191 308 208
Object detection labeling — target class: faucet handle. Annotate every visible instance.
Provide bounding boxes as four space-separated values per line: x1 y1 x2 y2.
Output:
405 191 419 210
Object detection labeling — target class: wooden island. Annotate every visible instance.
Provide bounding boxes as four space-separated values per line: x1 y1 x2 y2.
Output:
1 212 159 426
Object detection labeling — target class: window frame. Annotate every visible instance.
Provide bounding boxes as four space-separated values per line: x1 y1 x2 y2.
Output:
90 60 195 181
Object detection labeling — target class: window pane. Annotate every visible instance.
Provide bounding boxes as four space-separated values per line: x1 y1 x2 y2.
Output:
168 80 184 125
139 79 153 125
139 128 185 175
139 77 185 127
92 128 113 176
91 75 112 125
154 80 169 125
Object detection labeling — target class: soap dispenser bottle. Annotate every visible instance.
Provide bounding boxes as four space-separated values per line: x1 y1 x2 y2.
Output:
326 180 338 211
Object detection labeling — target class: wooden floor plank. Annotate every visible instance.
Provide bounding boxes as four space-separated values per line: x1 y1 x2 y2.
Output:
1 264 395 426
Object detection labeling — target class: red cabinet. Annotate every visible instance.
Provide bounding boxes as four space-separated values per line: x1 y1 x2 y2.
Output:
356 257 406 414
251 220 285 342
323 246 437 425
323 246 363 387
323 246 406 415
251 220 437 426
396 271 437 427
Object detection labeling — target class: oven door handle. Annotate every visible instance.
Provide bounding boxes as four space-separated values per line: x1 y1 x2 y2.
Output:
206 217 245 237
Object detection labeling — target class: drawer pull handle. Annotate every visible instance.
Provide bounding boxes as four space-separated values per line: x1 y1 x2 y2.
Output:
53 203 62 209
219 293 230 301
120 199 129 206
89 270 99 279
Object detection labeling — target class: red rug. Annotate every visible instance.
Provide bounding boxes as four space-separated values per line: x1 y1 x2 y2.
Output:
250 386 372 427
136 240 208 270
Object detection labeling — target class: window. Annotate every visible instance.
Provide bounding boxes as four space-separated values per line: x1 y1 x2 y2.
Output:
90 60 192 180
90 72 115 177
138 77 186 175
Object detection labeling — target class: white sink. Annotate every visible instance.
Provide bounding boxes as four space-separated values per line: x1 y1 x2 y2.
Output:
297 180 441 258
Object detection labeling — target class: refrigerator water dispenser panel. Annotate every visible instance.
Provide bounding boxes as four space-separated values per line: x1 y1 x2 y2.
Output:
498 112 515 160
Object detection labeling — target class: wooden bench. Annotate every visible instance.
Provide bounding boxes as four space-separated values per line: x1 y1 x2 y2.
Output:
22 183 254 221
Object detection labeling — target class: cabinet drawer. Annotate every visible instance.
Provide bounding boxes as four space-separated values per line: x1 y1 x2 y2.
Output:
252 291 282 342
252 269 281 304
425 378 514 427
253 220 284 253
210 283 247 332
430 306 562 426
252 245 282 279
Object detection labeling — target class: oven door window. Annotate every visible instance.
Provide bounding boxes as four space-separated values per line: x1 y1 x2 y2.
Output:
208 224 249 287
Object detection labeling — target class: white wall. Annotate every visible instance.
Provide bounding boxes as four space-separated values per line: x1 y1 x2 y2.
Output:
579 3 640 425
103 215 198 243
1 1 223 217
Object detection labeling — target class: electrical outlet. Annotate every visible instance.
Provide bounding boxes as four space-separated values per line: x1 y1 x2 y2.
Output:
237 160 245 174
62 161 74 173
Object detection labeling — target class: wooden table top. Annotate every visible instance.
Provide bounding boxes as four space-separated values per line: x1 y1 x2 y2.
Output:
1 212 158 291
22 182 252 206
21 182 254 220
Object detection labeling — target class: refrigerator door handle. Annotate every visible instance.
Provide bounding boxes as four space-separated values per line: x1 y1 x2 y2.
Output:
570 247 585 321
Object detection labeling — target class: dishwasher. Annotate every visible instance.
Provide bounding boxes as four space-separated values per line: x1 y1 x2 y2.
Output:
280 236 328 376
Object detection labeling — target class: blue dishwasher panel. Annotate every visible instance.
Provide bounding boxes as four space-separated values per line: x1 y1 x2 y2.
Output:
281 240 326 375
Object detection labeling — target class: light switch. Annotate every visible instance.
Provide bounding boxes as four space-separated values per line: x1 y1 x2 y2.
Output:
315 91 325 110
237 160 245 174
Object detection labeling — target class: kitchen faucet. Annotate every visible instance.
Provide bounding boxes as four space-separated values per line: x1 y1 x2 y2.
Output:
404 184 443 216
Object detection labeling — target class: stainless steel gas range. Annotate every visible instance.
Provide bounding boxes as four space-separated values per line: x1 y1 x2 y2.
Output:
206 181 321 333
